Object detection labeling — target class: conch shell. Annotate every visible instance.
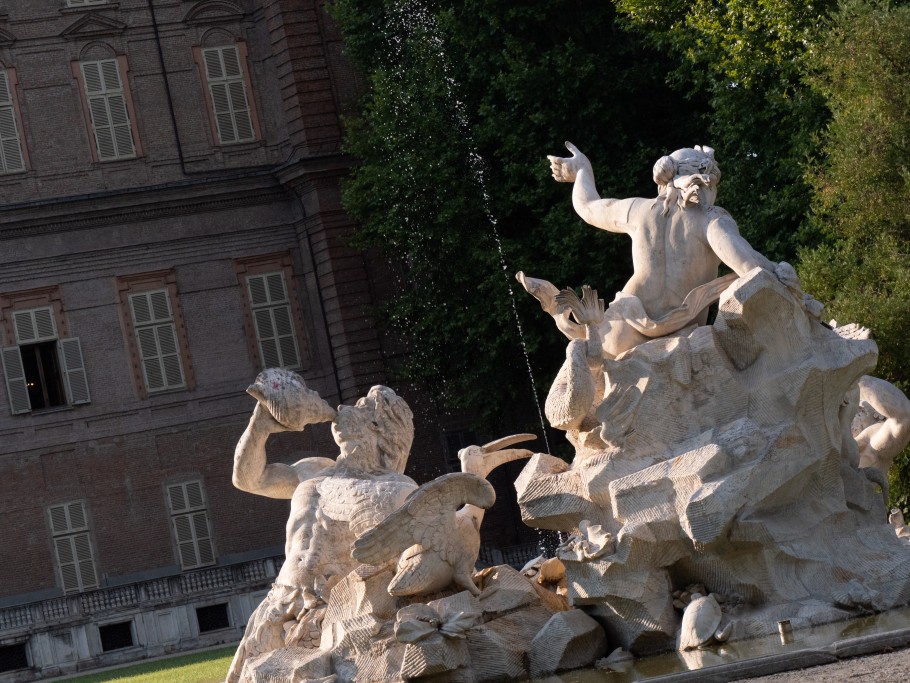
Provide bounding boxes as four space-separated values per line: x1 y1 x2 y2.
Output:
246 368 336 431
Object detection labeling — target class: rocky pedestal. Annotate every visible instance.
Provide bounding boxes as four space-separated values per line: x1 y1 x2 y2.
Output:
238 564 607 682
516 269 910 653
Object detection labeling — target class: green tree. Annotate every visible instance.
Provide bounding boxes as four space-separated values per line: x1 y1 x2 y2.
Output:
329 0 705 428
614 0 835 260
798 0 910 508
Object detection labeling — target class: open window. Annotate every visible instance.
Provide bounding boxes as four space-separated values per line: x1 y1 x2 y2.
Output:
1 306 90 414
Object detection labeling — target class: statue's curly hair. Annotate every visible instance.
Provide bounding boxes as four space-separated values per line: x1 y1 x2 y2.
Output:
363 385 414 473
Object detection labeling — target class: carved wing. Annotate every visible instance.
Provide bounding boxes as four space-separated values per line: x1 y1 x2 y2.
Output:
351 473 495 566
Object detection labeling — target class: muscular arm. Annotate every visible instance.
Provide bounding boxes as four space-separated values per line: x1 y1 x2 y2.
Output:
571 166 639 234
232 404 332 499
550 142 637 235
855 376 910 471
705 211 776 277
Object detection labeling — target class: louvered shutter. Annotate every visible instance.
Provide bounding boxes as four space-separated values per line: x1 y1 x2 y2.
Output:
247 273 301 369
81 59 136 161
202 47 255 144
2 346 30 414
59 338 91 405
168 482 214 570
13 307 57 344
53 533 98 593
55 536 81 593
49 502 97 593
129 290 185 392
0 71 25 174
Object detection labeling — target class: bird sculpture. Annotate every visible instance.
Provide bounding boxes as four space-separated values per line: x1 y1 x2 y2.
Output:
351 434 536 597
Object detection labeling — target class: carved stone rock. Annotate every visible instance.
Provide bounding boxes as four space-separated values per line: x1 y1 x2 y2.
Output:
528 609 608 676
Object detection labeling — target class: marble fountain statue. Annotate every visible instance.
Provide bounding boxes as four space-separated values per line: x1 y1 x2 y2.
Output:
226 144 910 683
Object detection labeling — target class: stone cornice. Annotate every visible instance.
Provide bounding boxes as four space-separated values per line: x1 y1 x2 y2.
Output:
0 179 289 240
271 151 355 186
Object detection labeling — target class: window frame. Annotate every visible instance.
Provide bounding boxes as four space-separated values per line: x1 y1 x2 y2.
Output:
66 0 109 7
0 288 91 414
115 271 194 400
0 66 29 174
71 55 143 163
234 253 309 371
192 42 262 146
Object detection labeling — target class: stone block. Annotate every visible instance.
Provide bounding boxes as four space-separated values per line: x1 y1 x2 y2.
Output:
528 609 608 676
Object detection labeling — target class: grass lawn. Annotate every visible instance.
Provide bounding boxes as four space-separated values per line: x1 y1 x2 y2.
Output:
59 646 234 683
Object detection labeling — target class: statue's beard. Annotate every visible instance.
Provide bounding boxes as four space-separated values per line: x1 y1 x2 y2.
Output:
672 173 712 207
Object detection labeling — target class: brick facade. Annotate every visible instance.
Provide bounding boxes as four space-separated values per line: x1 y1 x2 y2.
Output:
0 2 535 679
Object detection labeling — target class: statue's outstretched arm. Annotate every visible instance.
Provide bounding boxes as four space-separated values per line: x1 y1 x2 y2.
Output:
549 142 636 234
232 404 331 499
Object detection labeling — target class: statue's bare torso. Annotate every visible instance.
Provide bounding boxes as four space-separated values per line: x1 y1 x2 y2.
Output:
622 198 725 320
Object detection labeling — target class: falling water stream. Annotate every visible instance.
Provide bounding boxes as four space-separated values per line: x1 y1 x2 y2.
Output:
384 0 551 455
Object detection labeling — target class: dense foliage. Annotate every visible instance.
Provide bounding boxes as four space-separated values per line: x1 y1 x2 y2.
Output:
330 0 910 503
614 0 835 261
329 0 704 428
799 0 910 507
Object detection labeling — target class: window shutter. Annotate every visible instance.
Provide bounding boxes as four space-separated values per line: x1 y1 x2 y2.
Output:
168 481 205 513
2 346 30 414
168 482 214 569
81 59 136 161
54 533 98 593
172 511 214 570
48 502 89 534
174 514 199 568
247 273 301 369
0 71 25 174
193 512 215 565
185 481 205 509
129 291 185 392
13 307 57 344
74 533 98 589
59 338 91 405
49 505 69 535
168 483 188 514
55 536 81 593
149 290 171 322
49 502 97 593
202 46 254 144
